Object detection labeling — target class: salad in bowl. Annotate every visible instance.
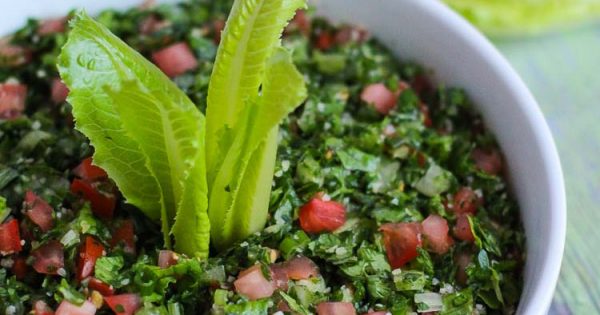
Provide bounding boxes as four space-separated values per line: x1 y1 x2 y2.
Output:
0 0 530 314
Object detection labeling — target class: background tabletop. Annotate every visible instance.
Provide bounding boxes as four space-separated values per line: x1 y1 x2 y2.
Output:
493 24 600 314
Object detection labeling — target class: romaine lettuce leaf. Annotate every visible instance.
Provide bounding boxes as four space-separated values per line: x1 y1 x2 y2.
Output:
58 12 209 256
444 0 600 36
209 47 307 249
206 0 307 250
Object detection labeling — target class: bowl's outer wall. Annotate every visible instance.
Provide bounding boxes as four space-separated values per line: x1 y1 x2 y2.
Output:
2 0 566 314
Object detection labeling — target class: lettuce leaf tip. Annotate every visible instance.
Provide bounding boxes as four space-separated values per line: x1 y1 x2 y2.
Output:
206 0 307 250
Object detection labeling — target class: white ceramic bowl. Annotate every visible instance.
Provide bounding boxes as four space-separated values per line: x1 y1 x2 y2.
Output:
1 0 566 314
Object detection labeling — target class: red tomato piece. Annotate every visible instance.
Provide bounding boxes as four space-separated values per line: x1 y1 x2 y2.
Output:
316 31 334 50
24 190 54 232
73 157 108 182
234 264 275 300
32 240 64 275
104 294 142 315
0 219 23 256
471 148 503 175
453 215 475 242
55 300 96 315
316 302 357 315
421 214 454 254
76 235 105 281
269 263 290 291
158 250 179 269
299 198 346 234
0 40 30 67
88 277 115 296
452 187 482 215
0 83 27 119
110 220 136 255
12 256 28 280
38 18 66 35
151 42 198 77
71 179 116 219
283 256 319 280
360 83 398 115
380 222 421 269
51 78 69 104
33 300 55 315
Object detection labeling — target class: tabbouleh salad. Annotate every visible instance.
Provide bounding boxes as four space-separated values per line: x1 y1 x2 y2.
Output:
0 0 525 314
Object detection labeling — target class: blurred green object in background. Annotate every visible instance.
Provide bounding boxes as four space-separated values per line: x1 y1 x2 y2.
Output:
444 0 600 36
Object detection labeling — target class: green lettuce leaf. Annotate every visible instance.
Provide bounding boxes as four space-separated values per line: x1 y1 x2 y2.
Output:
209 47 307 249
58 12 209 256
206 0 307 250
444 0 600 36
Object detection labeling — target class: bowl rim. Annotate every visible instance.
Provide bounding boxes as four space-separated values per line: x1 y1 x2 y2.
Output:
414 1 567 313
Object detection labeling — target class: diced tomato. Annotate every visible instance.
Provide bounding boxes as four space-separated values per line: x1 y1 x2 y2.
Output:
88 277 115 296
471 148 503 175
73 157 108 182
24 190 54 232
316 302 357 315
110 220 136 255
71 179 116 219
299 198 346 234
104 294 142 315
158 250 179 269
32 240 64 275
33 300 55 315
452 187 481 215
316 31 334 50
77 235 105 281
0 219 22 256
269 263 289 291
0 83 27 119
360 83 398 115
51 78 69 104
453 215 475 242
151 42 198 77
234 264 275 300
421 215 454 254
12 256 28 280
380 222 421 269
283 256 319 280
0 40 30 67
455 252 471 285
55 300 96 315
38 18 66 35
